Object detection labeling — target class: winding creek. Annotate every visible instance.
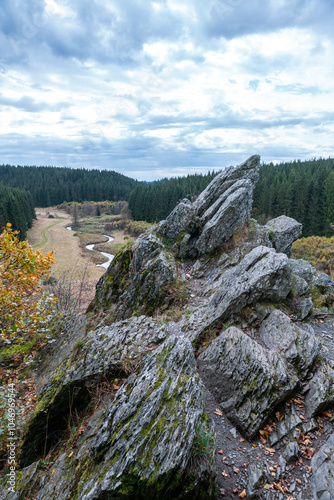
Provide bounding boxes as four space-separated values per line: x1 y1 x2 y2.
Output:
67 226 114 269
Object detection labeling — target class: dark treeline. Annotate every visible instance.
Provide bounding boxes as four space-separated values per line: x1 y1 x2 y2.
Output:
128 171 218 222
0 165 138 207
0 184 35 239
253 158 334 237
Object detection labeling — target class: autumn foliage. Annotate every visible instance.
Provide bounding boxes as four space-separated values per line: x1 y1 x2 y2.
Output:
0 223 56 343
292 235 334 278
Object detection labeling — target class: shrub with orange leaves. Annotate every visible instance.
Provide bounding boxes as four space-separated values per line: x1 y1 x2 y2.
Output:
0 223 56 344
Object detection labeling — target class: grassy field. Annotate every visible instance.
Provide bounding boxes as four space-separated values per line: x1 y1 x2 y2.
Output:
27 209 132 306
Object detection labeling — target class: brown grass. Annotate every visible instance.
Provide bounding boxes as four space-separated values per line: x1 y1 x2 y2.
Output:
27 209 105 291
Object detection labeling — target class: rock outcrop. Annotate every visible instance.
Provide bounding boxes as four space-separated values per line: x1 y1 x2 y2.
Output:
197 326 298 439
187 245 292 341
4 155 334 499
159 155 261 257
265 215 302 257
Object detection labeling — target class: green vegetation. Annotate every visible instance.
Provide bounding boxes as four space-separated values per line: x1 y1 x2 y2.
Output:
129 171 218 222
253 157 334 237
0 164 138 207
0 183 35 239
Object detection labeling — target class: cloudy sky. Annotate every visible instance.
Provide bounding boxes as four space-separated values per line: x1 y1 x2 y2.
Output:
0 0 334 180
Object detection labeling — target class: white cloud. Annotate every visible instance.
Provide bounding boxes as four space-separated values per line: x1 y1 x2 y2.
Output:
0 0 334 179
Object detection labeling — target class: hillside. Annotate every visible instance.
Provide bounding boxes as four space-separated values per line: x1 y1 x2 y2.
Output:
253 157 334 237
2 155 334 499
0 165 138 207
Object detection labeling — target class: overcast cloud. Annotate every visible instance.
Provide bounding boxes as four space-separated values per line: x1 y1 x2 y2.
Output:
0 0 334 180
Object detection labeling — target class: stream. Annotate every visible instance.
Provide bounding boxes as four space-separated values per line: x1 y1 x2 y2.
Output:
67 227 114 269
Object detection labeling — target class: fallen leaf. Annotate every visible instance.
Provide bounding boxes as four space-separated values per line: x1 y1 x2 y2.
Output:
68 451 74 458
299 415 305 420
295 478 302 485
218 449 224 455
222 456 227 461
274 482 285 494
239 437 245 442
264 483 274 490
220 488 226 496
239 490 247 499
233 468 240 474
214 408 223 417
252 443 257 447
265 447 276 454
222 470 228 477
322 410 333 418
233 488 239 494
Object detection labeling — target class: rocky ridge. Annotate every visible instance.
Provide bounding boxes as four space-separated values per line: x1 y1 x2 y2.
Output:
2 155 334 499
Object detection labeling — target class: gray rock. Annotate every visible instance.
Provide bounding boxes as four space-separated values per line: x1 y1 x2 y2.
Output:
247 462 271 499
130 230 164 276
20 316 169 467
259 310 321 374
296 297 313 320
193 155 261 214
304 360 334 417
197 327 298 439
311 433 334 500
289 258 319 283
195 180 254 255
291 273 309 296
188 246 292 340
313 272 334 294
90 243 178 320
4 337 217 500
265 215 302 257
81 335 216 499
159 198 196 238
282 441 301 463
119 248 178 317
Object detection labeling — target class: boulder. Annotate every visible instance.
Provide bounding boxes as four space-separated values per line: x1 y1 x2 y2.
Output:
188 246 292 340
291 273 309 297
265 215 302 257
195 180 254 255
20 316 169 467
311 433 334 500
197 327 298 439
159 199 196 239
289 259 334 294
89 242 178 320
119 248 178 317
259 309 321 374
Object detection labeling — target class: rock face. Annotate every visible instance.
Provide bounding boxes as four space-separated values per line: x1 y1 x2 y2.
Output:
20 316 169 467
89 233 178 319
265 215 302 257
198 327 298 439
159 155 261 257
304 359 334 417
188 245 292 340
259 309 321 375
7 337 217 500
311 433 334 500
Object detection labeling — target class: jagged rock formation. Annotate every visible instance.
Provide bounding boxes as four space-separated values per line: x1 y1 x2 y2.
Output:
159 154 261 257
3 155 334 499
